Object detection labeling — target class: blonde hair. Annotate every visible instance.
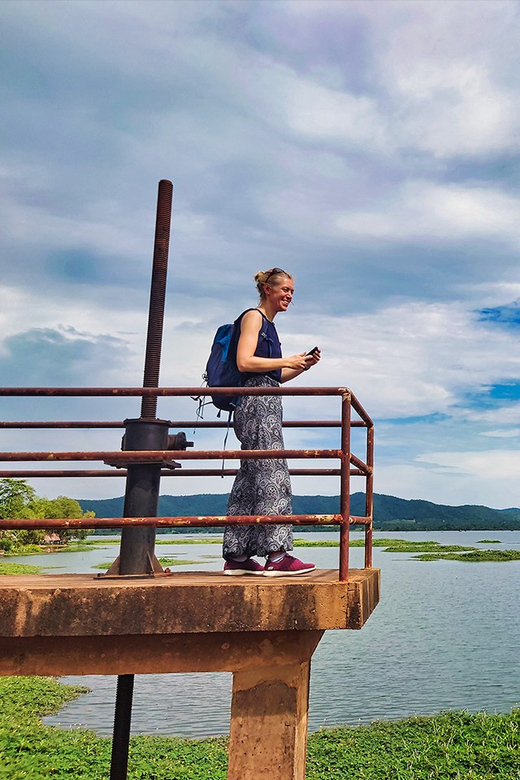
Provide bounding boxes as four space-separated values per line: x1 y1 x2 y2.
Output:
254 268 293 302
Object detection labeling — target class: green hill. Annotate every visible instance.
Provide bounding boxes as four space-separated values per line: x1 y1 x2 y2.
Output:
77 493 520 532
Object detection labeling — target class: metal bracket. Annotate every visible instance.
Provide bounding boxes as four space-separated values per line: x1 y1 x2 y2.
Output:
96 551 165 579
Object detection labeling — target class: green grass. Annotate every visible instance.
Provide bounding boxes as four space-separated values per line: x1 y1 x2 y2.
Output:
307 710 520 779
1 678 519 779
294 538 476 554
82 538 223 546
294 537 409 548
0 677 228 780
0 562 43 575
2 544 43 557
91 558 202 570
153 557 201 567
3 542 105 557
416 549 520 562
294 537 520 563
61 543 96 553
381 541 475 554
155 538 222 545
294 538 341 547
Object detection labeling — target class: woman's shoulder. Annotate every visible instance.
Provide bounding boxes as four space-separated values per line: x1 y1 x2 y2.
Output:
239 308 263 326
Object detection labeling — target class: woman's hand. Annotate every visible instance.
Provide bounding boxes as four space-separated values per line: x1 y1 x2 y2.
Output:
304 348 321 370
280 348 321 383
285 352 310 371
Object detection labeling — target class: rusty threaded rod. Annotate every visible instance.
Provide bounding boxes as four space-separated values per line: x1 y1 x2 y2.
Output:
141 179 173 418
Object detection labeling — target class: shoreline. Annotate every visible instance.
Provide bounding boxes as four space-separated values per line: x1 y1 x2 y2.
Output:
2 533 520 575
1 677 518 779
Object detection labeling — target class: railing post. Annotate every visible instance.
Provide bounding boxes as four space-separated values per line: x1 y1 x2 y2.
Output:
339 392 351 581
365 423 375 569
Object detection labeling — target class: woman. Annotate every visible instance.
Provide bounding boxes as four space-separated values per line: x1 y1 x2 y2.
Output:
223 268 321 576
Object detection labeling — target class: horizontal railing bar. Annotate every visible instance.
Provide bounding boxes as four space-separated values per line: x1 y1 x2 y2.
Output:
174 420 355 428
0 419 368 429
349 515 372 525
0 514 368 530
0 449 343 462
0 468 353 478
0 386 349 398
0 421 124 429
0 514 369 530
0 514 345 530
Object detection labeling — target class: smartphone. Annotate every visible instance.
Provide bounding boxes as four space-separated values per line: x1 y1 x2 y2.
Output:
306 346 319 356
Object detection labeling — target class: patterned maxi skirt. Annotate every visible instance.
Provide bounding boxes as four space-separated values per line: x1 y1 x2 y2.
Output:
223 375 293 559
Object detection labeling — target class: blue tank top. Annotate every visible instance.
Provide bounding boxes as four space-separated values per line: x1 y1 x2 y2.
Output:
241 309 282 383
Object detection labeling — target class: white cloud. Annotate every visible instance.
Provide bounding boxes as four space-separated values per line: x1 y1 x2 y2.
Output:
0 192 148 262
463 403 520 427
278 72 389 152
392 62 517 159
372 0 520 158
375 455 519 509
481 428 520 439
418 449 520 484
265 0 520 159
335 182 520 248
302 301 520 420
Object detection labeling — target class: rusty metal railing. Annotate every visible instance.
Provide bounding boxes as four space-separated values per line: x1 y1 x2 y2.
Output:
0 384 374 580
0 181 376 780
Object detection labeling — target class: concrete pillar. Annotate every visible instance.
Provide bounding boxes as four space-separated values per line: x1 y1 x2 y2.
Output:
228 657 312 780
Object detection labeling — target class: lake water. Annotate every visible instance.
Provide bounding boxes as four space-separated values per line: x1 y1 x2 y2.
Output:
11 531 520 738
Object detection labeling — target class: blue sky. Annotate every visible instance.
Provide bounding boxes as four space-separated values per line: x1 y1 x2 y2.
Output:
1 0 520 508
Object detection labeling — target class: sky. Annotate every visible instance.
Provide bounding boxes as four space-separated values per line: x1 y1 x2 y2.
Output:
1 0 520 509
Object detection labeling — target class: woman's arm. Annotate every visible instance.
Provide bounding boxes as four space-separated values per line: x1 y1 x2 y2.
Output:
236 310 311 374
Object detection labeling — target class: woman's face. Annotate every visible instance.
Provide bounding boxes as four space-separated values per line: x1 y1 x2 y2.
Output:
267 275 294 312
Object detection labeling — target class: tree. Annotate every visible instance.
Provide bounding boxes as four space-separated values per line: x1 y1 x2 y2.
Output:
0 479 38 518
0 479 94 551
33 495 95 542
0 479 43 548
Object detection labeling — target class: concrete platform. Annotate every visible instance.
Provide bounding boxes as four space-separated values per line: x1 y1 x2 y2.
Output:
0 568 380 780
0 567 380 640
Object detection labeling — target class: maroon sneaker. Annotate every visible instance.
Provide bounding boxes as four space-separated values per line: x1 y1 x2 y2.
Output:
223 558 264 576
263 554 316 577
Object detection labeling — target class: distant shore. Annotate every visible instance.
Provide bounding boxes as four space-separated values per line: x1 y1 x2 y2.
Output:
78 492 520 533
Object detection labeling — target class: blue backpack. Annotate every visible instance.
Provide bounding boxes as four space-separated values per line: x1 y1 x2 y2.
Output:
204 309 255 412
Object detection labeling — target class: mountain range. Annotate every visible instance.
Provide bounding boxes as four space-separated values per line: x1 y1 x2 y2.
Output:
78 493 520 532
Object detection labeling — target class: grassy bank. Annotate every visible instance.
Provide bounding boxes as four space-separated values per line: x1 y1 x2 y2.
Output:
0 562 43 575
3 536 519 575
0 677 518 779
294 537 520 562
